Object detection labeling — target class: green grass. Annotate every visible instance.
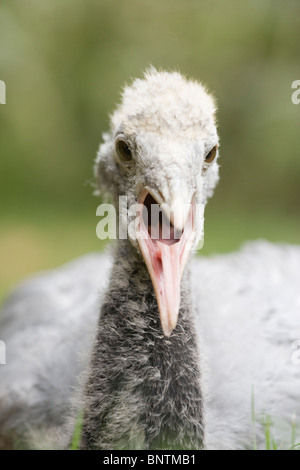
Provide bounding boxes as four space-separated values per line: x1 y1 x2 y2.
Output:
70 411 83 450
67 396 300 450
252 390 300 450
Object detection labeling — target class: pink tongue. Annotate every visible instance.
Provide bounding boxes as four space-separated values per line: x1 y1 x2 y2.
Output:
156 240 181 336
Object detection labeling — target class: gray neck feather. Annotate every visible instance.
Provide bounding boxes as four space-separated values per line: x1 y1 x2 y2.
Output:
80 240 204 450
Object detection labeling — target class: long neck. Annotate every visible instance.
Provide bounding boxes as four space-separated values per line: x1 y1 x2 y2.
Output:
80 240 204 450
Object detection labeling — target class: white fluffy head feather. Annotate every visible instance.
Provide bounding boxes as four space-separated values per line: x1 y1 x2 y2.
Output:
95 67 219 249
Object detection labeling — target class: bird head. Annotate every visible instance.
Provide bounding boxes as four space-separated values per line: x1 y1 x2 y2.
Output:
95 68 219 336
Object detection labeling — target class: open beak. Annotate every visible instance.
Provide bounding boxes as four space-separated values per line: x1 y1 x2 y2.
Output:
137 189 196 337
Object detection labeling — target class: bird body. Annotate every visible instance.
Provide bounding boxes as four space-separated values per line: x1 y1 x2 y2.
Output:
0 242 300 449
0 69 299 450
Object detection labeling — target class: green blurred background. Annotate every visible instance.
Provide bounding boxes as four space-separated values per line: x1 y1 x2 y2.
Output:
0 0 299 301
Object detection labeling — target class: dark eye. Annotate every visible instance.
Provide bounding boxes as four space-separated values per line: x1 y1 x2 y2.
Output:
205 145 218 164
116 139 133 162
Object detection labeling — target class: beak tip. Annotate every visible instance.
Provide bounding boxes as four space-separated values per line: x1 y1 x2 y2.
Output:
162 326 174 337
161 312 179 337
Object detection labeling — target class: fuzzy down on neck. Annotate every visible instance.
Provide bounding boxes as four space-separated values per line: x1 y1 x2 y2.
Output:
80 240 205 450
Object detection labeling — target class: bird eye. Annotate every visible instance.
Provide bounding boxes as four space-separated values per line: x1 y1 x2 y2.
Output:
116 139 133 162
205 145 218 164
